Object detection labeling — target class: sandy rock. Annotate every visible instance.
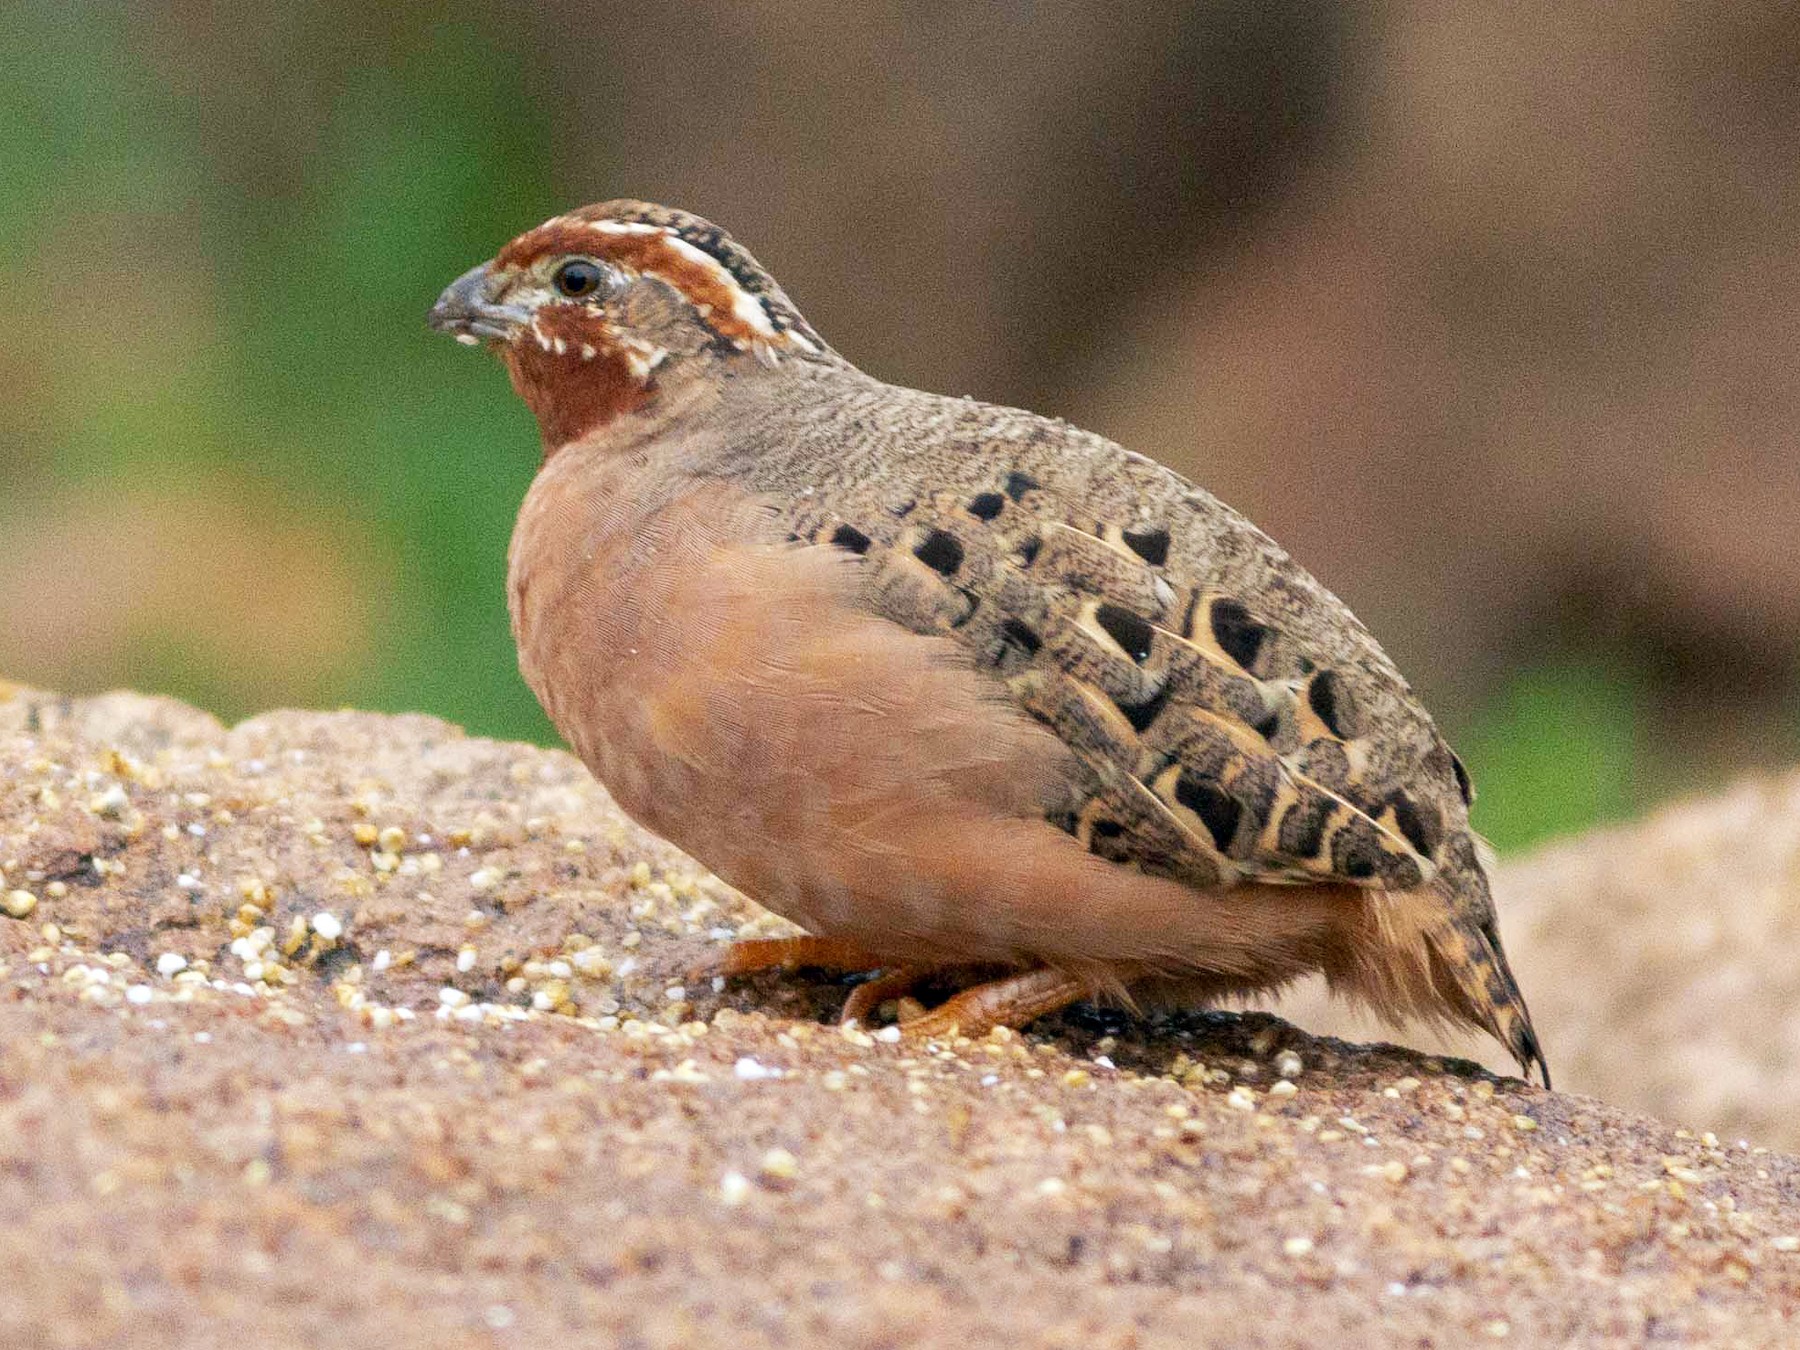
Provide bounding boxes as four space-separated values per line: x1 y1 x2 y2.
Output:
1 684 1797 1347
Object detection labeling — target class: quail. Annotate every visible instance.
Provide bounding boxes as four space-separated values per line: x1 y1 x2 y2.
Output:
428 200 1549 1085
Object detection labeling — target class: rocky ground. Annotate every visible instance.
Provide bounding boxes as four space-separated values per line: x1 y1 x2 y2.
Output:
1 684 1797 1348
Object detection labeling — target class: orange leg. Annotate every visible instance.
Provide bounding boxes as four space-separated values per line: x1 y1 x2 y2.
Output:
838 966 935 1027
696 935 887 981
899 967 1089 1040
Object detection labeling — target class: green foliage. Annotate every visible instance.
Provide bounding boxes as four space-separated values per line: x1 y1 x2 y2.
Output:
5 1 565 743
1459 658 1647 853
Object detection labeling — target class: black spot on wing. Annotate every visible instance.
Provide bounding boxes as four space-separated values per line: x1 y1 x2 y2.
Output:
1094 604 1154 663
1017 535 1043 566
1174 773 1242 852
1120 525 1171 567
1307 670 1349 738
1209 598 1269 672
1450 752 1474 807
829 524 871 555
1115 685 1171 734
1003 471 1041 502
1388 791 1439 857
968 492 1005 521
998 618 1042 658
914 530 964 576
1277 797 1331 859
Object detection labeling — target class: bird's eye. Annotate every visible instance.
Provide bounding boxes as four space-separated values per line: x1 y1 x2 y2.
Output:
552 259 605 299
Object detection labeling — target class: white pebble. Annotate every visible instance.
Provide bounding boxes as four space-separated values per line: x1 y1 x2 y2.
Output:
155 952 188 977
310 912 344 941
718 1171 752 1206
89 785 130 818
372 949 392 972
760 1148 800 1181
734 1057 780 1081
437 987 470 1008
125 985 153 1005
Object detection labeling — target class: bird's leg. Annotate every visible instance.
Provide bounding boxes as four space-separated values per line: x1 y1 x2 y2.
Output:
899 967 1089 1040
697 935 887 981
837 966 935 1027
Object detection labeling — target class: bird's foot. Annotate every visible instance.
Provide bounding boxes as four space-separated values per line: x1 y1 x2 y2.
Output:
895 967 1088 1040
837 966 937 1027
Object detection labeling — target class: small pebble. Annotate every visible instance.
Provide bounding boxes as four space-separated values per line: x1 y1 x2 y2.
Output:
4 890 38 919
718 1171 752 1206
1283 1236 1315 1257
311 912 344 941
760 1148 800 1182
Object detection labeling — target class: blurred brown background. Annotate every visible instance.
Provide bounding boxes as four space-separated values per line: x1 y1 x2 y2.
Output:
3 0 1798 852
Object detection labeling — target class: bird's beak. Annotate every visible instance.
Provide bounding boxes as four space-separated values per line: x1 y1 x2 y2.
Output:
428 262 530 346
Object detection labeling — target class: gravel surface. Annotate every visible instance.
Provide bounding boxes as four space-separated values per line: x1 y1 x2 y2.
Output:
1 684 1797 1348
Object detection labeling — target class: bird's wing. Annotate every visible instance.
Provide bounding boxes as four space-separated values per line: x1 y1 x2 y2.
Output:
784 474 1466 899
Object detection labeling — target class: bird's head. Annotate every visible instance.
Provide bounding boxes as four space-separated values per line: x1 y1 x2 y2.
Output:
429 200 834 451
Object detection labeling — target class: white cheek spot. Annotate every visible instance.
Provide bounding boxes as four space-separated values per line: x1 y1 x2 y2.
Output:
454 333 481 347
617 336 670 382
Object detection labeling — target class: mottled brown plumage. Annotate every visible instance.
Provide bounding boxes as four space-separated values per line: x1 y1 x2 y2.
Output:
429 200 1549 1085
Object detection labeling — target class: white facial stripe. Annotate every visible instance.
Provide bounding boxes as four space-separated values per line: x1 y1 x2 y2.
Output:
657 233 779 338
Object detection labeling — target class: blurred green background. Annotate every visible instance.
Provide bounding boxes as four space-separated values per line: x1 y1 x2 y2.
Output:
5 0 1797 853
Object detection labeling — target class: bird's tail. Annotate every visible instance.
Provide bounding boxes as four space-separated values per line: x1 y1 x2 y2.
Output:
1326 865 1550 1089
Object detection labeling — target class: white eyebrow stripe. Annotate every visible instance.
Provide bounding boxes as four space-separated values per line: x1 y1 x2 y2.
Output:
588 219 663 238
